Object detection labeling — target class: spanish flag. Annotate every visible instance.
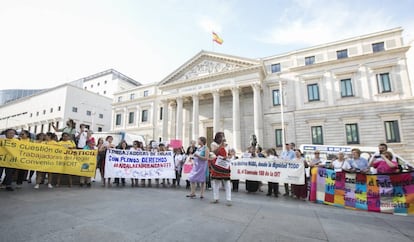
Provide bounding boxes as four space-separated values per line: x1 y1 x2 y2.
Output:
212 32 223 45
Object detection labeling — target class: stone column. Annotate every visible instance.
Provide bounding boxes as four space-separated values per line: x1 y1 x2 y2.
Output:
212 90 220 134
192 94 199 141
169 101 176 140
151 100 158 140
252 83 264 146
232 87 242 152
162 100 169 141
176 97 183 140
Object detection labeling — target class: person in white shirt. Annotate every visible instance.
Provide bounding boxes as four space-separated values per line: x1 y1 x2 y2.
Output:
280 143 295 196
330 152 351 172
75 124 88 149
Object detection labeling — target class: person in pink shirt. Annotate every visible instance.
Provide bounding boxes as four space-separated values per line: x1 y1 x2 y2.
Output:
370 150 398 174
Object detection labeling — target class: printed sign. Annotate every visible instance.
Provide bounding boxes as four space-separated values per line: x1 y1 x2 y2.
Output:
0 139 97 177
230 158 305 185
104 149 175 179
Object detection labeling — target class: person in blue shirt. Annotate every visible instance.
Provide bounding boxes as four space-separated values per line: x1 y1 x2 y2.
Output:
349 148 369 173
280 143 295 196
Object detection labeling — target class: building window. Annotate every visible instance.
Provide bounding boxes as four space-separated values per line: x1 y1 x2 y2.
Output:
86 110 92 116
97 82 100 86
55 121 59 129
103 91 106 94
305 56 315 65
307 84 320 101
98 127 103 132
275 129 283 147
128 112 135 124
48 123 52 132
50 108 53 113
384 121 400 143
345 123 359 144
30 113 33 117
104 80 107 84
91 84 93 88
115 114 122 126
337 49 348 59
58 106 61 111
143 90 149 97
271 63 281 73
372 42 385 52
340 79 353 97
72 107 78 113
36 112 39 116
43 110 46 115
118 96 122 102
84 87 87 90
41 124 44 133
141 110 148 122
99 113 103 119
159 107 163 120
34 125 37 133
272 89 281 106
311 126 324 145
377 73 392 93
130 93 135 100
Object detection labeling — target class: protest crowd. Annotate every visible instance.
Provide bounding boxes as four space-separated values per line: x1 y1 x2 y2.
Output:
1 118 413 209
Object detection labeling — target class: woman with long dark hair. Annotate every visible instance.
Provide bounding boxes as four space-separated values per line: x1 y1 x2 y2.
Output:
209 132 232 206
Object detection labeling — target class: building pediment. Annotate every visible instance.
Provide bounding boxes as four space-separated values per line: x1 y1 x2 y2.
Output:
159 51 260 86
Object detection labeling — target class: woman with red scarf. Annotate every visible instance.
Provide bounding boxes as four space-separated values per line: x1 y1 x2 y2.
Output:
209 132 232 206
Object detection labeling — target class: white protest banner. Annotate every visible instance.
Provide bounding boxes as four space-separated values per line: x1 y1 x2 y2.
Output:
104 149 175 179
231 158 305 185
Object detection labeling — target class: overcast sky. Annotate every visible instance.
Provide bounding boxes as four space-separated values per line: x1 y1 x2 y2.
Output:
1 0 413 90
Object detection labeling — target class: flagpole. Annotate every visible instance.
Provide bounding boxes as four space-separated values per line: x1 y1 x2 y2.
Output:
280 80 286 152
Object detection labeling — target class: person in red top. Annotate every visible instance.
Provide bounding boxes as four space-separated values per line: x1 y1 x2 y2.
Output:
209 132 232 206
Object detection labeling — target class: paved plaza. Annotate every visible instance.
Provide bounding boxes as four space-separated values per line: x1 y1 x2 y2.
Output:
0 182 413 242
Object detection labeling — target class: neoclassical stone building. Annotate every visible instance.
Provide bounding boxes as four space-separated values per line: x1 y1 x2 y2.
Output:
112 27 414 160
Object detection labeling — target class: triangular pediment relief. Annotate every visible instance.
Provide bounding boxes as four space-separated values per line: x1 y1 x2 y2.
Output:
159 51 259 86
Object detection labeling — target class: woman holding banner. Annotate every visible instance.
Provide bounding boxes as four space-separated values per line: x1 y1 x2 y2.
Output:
186 137 209 199
114 140 128 186
209 132 232 206
56 132 76 187
291 149 308 201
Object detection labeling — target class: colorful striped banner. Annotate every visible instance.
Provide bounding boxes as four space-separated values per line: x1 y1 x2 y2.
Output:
310 167 414 215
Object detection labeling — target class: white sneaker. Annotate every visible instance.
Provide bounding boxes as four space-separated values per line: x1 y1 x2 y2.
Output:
48 184 53 189
34 184 40 189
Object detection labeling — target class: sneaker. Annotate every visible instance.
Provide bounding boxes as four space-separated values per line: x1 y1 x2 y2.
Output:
34 184 40 189
226 201 232 206
48 184 53 189
0 184 4 189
